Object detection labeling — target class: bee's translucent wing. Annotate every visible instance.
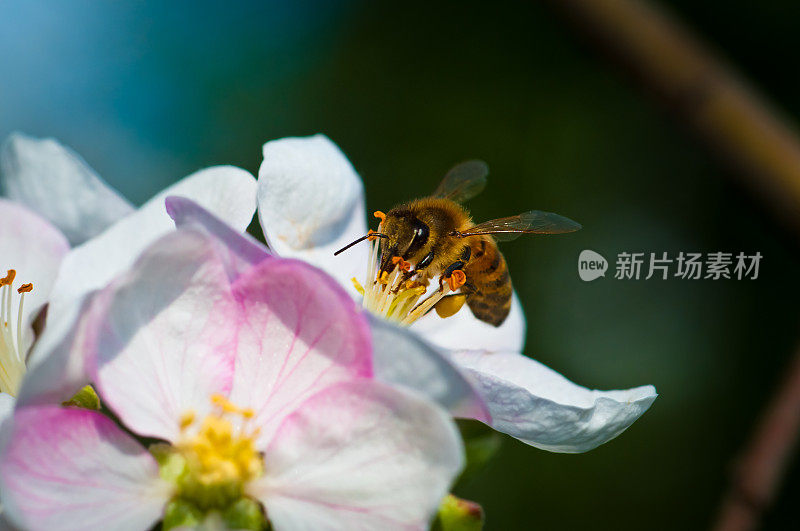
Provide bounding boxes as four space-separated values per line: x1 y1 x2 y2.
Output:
458 210 582 241
431 160 488 203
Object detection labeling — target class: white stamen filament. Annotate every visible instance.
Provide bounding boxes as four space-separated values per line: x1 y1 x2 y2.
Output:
0 272 32 396
358 235 454 326
17 291 26 364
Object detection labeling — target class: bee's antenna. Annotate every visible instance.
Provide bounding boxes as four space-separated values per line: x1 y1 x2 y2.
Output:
334 233 389 256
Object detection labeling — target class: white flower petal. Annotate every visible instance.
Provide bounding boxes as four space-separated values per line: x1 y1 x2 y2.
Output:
227 258 372 448
451 350 656 452
0 199 69 350
258 135 368 294
0 406 170 531
0 132 134 245
0 393 14 429
249 381 463 531
46 165 256 319
89 229 239 444
412 290 526 353
368 315 490 422
16 296 94 407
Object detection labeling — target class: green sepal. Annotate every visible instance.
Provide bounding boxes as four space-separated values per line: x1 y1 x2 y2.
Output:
456 419 503 485
433 494 484 531
149 443 187 483
221 497 267 530
162 499 204 530
161 497 266 531
61 385 100 410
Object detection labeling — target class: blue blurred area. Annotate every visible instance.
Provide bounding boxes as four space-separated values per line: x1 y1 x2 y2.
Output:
0 0 348 202
2 1 800 529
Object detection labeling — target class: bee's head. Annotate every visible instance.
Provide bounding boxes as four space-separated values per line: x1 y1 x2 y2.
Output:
378 208 430 273
333 208 430 277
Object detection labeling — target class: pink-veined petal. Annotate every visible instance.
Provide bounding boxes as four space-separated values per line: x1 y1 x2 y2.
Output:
257 135 368 296
166 196 271 281
228 259 372 447
0 199 69 350
368 315 490 423
450 350 657 452
89 229 239 444
0 132 135 245
0 406 170 531
411 291 526 353
249 381 463 531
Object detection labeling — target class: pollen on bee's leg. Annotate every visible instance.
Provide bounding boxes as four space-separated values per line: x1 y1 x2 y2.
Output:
447 270 467 291
435 294 467 319
391 256 411 272
378 270 390 284
405 279 424 290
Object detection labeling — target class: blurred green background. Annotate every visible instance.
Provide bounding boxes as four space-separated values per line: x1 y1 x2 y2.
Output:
2 1 799 528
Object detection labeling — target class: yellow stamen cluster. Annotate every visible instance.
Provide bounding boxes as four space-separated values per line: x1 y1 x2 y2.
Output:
173 394 263 509
0 269 33 396
356 215 459 326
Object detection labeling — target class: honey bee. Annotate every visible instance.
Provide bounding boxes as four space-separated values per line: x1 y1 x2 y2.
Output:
335 160 581 326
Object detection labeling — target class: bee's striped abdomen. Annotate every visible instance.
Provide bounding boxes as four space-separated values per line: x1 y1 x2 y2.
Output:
463 238 513 326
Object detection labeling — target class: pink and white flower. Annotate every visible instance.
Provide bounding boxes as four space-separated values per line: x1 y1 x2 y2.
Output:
0 226 463 530
255 134 657 453
0 133 258 406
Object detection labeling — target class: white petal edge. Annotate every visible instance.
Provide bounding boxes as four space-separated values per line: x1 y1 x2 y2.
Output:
166 195 271 280
0 406 171 531
0 199 69 351
249 381 463 531
368 314 490 422
412 290 526 353
0 132 134 245
451 350 657 453
45 164 256 320
258 135 368 295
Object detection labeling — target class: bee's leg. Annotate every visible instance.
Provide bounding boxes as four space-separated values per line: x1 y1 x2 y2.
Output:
441 258 469 291
440 247 472 280
416 251 435 270
442 261 465 279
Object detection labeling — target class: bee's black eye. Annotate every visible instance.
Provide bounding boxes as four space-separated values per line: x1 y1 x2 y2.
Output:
404 218 429 258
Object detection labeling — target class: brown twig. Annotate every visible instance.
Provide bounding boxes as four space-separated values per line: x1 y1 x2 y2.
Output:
545 0 800 232
712 344 800 531
540 1 800 529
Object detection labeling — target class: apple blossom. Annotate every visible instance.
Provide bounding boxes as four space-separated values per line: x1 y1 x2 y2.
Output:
0 226 463 530
255 134 657 453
